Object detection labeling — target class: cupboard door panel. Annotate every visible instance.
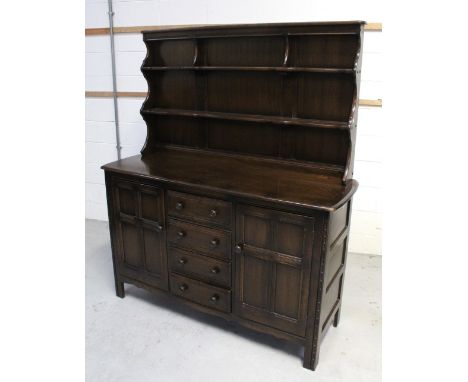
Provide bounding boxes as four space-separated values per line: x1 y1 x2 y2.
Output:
143 227 164 277
235 205 316 337
274 264 301 319
243 214 269 248
113 180 168 290
275 221 307 258
141 188 161 223
121 222 143 269
117 185 136 216
242 255 270 310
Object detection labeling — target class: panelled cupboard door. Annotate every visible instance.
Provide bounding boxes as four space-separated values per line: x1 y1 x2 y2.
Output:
235 205 316 337
113 180 168 290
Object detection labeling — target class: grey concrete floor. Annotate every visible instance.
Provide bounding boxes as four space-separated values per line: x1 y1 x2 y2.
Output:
86 219 381 382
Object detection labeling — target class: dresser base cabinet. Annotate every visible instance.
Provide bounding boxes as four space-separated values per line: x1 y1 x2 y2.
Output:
102 21 364 371
105 171 354 371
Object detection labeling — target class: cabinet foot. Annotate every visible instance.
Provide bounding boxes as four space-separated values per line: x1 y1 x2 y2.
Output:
333 307 341 327
116 280 125 298
303 340 320 371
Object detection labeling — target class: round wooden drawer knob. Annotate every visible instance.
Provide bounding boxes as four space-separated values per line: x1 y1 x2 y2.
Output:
179 284 188 292
175 202 184 210
209 209 218 217
210 266 220 274
177 230 186 238
210 294 220 303
155 223 163 232
234 244 243 254
210 238 219 246
178 258 187 265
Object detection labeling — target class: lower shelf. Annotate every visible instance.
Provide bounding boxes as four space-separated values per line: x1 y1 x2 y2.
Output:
141 107 350 130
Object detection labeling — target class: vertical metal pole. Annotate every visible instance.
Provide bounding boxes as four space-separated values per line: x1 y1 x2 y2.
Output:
107 0 121 160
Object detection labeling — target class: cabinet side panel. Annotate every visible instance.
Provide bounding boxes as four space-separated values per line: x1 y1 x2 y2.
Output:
320 200 351 335
328 201 349 245
104 172 125 297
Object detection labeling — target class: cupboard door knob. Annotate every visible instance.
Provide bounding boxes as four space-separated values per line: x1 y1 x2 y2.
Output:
209 209 218 217
179 284 188 292
210 294 219 303
155 223 163 232
210 266 220 274
210 238 219 246
178 258 187 265
175 202 184 210
177 230 186 238
234 244 243 254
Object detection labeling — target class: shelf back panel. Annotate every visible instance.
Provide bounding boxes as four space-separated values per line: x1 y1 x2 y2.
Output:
145 71 354 121
202 36 285 67
143 115 349 166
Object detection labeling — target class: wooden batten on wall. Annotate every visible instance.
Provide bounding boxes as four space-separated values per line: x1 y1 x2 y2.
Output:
85 22 382 36
84 91 382 107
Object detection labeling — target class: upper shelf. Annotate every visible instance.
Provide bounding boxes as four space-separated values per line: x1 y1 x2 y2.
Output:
140 107 350 130
142 66 356 74
142 21 364 41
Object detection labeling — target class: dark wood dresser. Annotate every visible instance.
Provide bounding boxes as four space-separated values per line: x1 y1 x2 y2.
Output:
102 21 364 370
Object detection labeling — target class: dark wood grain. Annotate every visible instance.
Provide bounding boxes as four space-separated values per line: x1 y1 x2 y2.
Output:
234 205 316 337
167 190 232 228
142 66 356 73
109 179 169 291
169 272 231 313
102 147 357 212
167 218 231 260
141 107 350 129
102 21 364 372
168 246 231 287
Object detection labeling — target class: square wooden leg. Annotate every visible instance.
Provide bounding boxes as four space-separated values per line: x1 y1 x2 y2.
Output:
303 338 320 371
333 307 341 327
116 280 125 298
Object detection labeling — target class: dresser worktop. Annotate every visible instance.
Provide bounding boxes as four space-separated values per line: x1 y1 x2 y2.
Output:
102 147 358 212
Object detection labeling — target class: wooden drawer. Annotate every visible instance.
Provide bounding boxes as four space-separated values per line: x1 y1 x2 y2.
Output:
170 273 231 313
167 190 232 228
167 219 231 260
168 247 231 287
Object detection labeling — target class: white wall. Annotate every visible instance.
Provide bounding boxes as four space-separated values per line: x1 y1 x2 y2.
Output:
85 0 383 255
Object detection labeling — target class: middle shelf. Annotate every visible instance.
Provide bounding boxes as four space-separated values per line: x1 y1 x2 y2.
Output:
142 66 356 74
140 108 350 130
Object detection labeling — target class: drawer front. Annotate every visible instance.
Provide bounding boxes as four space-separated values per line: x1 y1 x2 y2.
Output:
170 273 231 313
169 247 231 287
167 191 232 228
167 219 231 260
